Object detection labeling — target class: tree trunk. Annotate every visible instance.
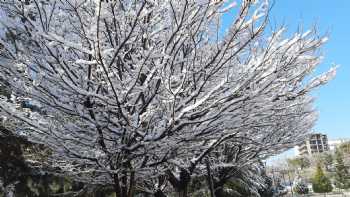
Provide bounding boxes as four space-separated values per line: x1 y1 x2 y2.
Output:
121 175 128 197
113 174 123 197
127 171 135 197
177 187 188 197
177 170 190 197
166 169 191 197
205 159 215 197
113 172 137 197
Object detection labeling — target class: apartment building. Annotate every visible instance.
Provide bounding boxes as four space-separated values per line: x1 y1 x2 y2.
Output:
295 133 329 156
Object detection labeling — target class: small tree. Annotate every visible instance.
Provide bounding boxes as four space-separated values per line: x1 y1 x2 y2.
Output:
339 142 350 155
320 153 333 171
312 164 332 194
287 156 311 170
334 148 350 189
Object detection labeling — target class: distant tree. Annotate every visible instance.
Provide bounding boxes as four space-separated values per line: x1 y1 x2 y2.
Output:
310 152 333 171
339 142 350 155
334 148 350 189
339 142 350 164
312 164 332 194
287 156 311 170
320 153 333 171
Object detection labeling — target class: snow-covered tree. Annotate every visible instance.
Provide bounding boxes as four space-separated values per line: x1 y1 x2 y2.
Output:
0 0 335 196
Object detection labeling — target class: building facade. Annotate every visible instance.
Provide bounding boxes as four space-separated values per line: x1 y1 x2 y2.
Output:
295 133 329 156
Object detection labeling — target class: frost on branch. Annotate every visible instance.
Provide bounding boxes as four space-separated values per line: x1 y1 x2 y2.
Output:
0 0 335 196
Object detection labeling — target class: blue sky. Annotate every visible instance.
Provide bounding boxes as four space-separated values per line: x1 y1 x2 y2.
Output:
224 1 350 141
269 0 350 140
